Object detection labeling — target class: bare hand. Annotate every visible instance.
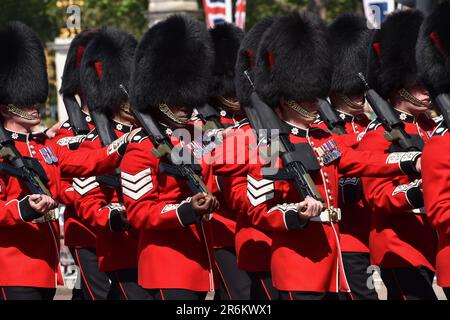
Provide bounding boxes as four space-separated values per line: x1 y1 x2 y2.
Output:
296 196 323 221
415 157 421 173
29 194 58 215
46 122 63 138
192 192 220 217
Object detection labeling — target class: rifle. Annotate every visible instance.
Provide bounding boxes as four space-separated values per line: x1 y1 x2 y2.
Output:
131 107 212 219
0 122 58 220
88 110 122 189
358 73 424 151
62 94 91 135
196 103 224 130
317 98 347 135
242 71 325 205
433 93 450 130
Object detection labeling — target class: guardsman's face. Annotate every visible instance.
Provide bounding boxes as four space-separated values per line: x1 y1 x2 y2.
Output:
404 85 432 114
0 105 41 129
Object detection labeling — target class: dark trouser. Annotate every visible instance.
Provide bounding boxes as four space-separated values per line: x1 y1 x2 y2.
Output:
248 272 279 300
380 266 437 300
106 268 151 300
340 252 379 300
0 287 56 300
214 247 252 300
443 287 450 300
146 289 208 300
70 247 111 300
279 291 339 300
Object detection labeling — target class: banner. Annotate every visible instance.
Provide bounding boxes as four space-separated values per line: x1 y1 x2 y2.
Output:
363 0 396 29
203 0 246 30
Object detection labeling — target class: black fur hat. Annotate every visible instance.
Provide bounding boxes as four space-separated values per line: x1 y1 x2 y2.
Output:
235 17 275 106
367 10 424 98
80 28 137 116
416 1 450 96
131 15 214 113
209 22 244 98
60 29 98 96
0 21 48 106
254 12 331 107
328 14 372 95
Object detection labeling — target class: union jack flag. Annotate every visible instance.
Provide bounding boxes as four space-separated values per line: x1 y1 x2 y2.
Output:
203 0 246 30
234 0 246 30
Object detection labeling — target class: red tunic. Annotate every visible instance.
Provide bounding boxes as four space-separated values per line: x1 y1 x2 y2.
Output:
248 122 414 292
206 117 274 272
120 128 218 291
54 117 97 248
422 123 450 287
72 121 139 272
0 129 125 288
316 112 372 253
357 111 438 270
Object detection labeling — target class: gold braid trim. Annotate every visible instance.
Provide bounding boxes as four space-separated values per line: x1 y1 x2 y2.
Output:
285 100 317 119
159 104 189 125
218 96 240 112
340 94 365 109
6 104 40 120
398 88 431 108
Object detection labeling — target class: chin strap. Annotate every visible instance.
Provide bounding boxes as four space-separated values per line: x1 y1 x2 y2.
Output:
218 96 241 113
285 100 317 120
340 94 365 110
6 104 40 120
398 88 431 108
159 104 189 125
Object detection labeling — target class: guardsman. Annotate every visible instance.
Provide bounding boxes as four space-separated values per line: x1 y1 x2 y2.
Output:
202 22 254 300
417 1 450 300
55 29 112 300
247 12 423 300
0 22 132 300
121 15 220 300
73 27 150 299
324 14 378 300
358 10 438 300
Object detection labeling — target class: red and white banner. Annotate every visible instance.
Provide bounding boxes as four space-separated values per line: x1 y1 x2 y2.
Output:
235 0 247 30
203 0 246 30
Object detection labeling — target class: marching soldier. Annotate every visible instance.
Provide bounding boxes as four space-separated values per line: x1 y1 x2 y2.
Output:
55 29 112 300
228 16 280 300
73 27 150 299
247 12 423 300
417 1 450 299
324 14 378 300
358 10 438 300
121 15 220 300
0 22 132 300
204 22 253 300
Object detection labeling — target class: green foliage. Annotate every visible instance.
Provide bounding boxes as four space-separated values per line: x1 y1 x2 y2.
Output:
81 0 148 39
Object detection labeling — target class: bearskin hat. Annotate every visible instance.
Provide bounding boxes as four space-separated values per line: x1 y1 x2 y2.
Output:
130 15 213 113
79 28 137 116
209 22 244 98
367 10 424 98
60 29 98 96
235 17 275 106
416 1 450 96
0 21 48 107
254 12 331 108
328 14 372 95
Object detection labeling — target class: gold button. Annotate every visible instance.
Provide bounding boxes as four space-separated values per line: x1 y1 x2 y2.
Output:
327 189 331 193
329 196 333 201
326 179 330 184
310 141 314 146
324 173 328 177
